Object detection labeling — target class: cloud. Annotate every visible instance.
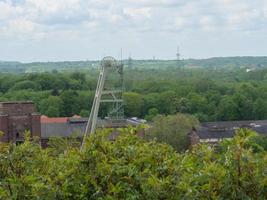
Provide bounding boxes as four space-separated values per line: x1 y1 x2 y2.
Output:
123 7 151 20
0 0 266 61
1 0 266 34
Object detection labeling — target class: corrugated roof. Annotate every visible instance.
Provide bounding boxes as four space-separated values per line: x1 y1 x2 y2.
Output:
41 118 143 138
41 122 85 138
198 120 267 139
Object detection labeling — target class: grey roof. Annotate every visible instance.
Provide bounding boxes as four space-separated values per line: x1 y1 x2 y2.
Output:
41 118 143 138
198 120 267 139
41 122 86 138
0 101 34 104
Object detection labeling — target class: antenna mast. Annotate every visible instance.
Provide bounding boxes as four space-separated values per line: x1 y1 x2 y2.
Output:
176 45 181 68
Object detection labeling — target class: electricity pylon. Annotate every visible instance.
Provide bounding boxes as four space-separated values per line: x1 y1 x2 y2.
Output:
81 56 124 150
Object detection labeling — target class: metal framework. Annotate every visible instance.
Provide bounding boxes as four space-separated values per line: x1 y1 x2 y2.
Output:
176 45 181 68
81 56 124 149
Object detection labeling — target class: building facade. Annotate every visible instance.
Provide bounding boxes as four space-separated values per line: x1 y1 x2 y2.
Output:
0 101 41 143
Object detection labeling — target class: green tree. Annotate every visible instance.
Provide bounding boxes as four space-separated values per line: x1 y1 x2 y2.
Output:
39 96 63 116
187 92 208 114
253 98 267 119
10 80 40 91
0 128 267 199
147 113 199 152
217 96 238 120
46 106 60 117
123 92 144 117
174 97 192 113
142 93 161 116
79 109 89 117
144 108 159 121
70 72 86 85
158 90 177 114
232 93 253 120
60 90 78 116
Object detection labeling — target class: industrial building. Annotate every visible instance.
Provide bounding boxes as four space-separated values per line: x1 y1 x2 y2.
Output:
0 101 41 144
1 101 267 148
188 120 267 146
0 101 144 147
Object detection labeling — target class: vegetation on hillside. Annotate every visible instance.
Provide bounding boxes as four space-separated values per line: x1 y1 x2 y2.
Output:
1 64 267 122
0 128 267 199
1 56 267 73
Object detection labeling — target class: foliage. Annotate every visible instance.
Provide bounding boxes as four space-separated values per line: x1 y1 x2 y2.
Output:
0 128 267 199
144 108 159 121
123 92 144 117
146 113 199 152
2 63 267 121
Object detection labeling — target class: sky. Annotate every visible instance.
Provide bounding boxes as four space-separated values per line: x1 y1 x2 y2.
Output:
0 0 267 62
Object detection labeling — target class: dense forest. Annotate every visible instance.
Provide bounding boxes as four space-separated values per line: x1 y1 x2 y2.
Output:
1 61 267 122
1 128 267 199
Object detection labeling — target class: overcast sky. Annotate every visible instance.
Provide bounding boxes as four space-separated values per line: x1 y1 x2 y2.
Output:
0 0 267 62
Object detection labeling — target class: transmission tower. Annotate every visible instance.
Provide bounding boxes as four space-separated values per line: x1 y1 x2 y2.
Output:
176 46 180 60
176 45 181 68
81 56 124 149
176 45 185 76
128 54 133 69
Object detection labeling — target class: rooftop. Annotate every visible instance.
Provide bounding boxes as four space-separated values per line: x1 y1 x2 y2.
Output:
198 120 267 139
0 101 34 104
41 115 68 124
41 117 144 138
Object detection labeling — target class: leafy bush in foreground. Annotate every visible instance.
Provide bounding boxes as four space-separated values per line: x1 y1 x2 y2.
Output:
0 128 267 199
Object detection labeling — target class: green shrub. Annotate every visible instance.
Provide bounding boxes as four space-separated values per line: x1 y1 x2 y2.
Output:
0 128 266 199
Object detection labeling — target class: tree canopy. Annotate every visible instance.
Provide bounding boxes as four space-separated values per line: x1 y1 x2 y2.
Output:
1 65 267 121
0 128 267 199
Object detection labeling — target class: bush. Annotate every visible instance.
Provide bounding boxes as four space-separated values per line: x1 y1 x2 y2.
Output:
146 113 199 152
0 128 267 199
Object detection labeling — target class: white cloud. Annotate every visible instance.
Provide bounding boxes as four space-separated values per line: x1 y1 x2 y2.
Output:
0 0 267 61
0 1 23 20
8 18 35 33
1 0 266 35
123 7 151 19
198 16 217 31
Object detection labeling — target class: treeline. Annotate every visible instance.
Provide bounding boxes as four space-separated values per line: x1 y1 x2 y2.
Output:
1 66 267 121
1 128 267 199
2 56 267 73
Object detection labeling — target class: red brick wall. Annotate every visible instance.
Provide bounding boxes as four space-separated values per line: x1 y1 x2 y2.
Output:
0 102 36 116
0 115 9 142
0 102 41 143
8 116 32 141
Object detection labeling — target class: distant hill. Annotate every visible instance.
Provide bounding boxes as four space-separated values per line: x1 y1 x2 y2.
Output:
1 56 267 73
0 61 24 73
184 56 267 69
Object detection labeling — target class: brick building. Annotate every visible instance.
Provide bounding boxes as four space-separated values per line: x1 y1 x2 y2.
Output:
0 101 41 144
0 101 144 146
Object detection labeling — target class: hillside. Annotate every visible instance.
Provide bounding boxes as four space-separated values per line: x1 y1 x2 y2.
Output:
1 56 267 73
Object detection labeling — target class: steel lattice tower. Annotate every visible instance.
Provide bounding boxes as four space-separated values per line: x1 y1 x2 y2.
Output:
81 56 124 149
176 45 181 68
